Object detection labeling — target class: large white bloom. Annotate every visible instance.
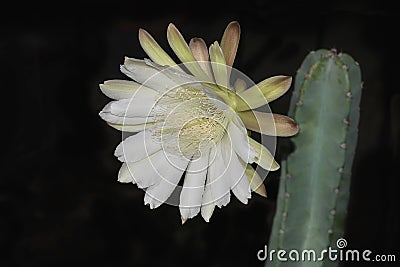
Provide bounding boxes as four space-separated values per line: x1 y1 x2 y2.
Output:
99 22 298 223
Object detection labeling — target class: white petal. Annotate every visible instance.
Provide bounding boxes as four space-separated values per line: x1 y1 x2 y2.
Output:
229 156 252 204
117 163 134 183
144 59 201 87
121 57 180 92
100 106 153 125
221 137 251 204
105 115 150 125
99 79 156 100
118 153 168 188
120 150 186 190
129 150 174 189
227 115 258 163
114 130 161 162
144 153 189 209
179 151 209 220
201 189 216 222
107 122 152 133
109 88 158 118
203 143 230 209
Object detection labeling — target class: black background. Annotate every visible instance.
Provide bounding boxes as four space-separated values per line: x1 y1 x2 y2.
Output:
2 1 398 266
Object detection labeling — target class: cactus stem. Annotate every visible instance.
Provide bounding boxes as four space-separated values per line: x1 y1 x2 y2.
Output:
268 50 362 267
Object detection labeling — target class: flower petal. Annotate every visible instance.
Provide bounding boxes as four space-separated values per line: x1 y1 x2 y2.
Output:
107 122 153 132
248 137 280 171
117 151 167 189
144 154 189 209
117 152 164 188
233 78 247 93
236 76 292 111
100 113 151 125
222 137 251 204
109 90 157 118
239 111 299 137
201 191 215 223
179 151 209 220
167 23 210 82
189 37 213 79
144 59 202 88
227 114 258 163
121 57 179 92
118 163 134 183
114 130 161 162
209 41 229 88
99 102 155 125
204 143 231 208
221 21 240 67
243 163 267 197
99 79 156 100
138 28 180 69
189 38 209 62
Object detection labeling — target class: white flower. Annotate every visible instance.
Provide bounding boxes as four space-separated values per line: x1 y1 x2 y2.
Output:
99 22 298 223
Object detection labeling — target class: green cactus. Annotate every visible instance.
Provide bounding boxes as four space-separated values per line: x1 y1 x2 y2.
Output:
267 49 362 266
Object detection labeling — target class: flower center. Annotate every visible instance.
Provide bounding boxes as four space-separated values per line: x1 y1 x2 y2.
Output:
151 86 227 159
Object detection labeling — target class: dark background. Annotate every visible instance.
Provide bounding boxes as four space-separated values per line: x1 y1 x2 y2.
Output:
2 1 398 266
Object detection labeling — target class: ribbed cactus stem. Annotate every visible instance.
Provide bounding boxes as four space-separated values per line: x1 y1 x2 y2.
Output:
267 49 362 267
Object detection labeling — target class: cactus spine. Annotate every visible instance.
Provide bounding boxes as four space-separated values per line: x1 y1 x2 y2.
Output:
267 49 362 266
